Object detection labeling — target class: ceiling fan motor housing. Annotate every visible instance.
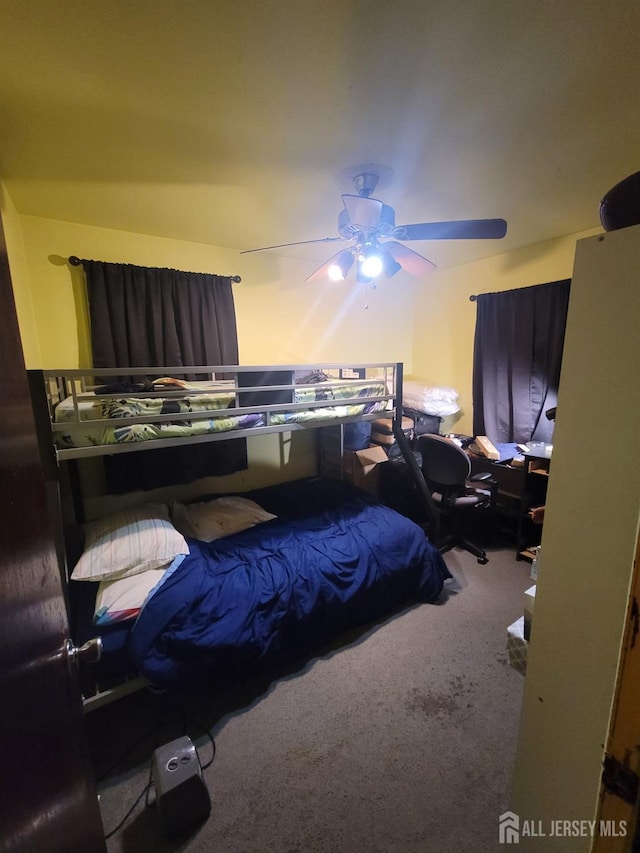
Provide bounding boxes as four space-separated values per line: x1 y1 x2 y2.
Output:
338 203 396 238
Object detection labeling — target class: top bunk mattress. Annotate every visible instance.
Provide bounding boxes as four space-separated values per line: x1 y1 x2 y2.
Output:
48 367 395 455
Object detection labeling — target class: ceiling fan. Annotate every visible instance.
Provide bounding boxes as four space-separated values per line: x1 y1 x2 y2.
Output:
240 165 508 284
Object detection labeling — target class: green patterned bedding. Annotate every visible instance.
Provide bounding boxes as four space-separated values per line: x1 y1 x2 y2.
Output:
54 378 389 449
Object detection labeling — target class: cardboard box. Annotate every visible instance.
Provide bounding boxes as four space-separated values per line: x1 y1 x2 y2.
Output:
343 445 388 497
523 584 536 641
530 545 542 581
507 616 528 675
370 415 414 446
476 435 500 460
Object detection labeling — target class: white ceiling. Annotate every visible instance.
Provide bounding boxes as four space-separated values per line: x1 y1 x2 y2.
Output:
1 0 639 272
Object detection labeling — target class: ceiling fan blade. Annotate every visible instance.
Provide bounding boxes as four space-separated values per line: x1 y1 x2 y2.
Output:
304 249 351 284
393 218 508 241
341 194 384 230
240 236 346 254
383 241 437 276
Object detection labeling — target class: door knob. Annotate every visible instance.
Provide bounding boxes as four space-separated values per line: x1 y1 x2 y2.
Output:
65 637 103 667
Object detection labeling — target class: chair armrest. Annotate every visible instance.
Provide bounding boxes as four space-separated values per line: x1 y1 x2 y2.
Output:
469 472 498 507
469 472 494 483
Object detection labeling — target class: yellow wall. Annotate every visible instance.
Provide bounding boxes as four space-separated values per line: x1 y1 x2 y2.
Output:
411 228 601 435
7 189 604 440
3 185 607 500
12 212 416 370
0 183 41 365
5 203 417 504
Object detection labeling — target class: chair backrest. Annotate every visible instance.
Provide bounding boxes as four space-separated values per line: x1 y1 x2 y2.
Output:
418 434 471 492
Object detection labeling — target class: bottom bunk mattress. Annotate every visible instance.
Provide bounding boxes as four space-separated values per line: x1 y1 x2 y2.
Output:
77 478 452 691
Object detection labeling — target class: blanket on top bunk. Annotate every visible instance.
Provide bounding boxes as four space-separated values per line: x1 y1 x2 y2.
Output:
55 378 389 449
77 479 451 690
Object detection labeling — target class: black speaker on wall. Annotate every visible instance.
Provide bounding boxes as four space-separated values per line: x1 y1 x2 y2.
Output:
599 171 640 232
152 736 211 838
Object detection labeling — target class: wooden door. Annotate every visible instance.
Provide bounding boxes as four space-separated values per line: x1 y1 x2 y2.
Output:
0 217 106 851
592 531 640 852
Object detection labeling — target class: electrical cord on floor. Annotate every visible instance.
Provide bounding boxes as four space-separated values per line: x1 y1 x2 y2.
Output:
103 762 153 841
99 701 217 841
99 703 180 840
166 694 217 771
95 724 161 784
194 720 217 769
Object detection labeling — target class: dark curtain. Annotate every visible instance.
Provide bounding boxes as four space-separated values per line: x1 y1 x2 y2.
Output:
472 279 571 444
86 261 239 377
84 260 247 492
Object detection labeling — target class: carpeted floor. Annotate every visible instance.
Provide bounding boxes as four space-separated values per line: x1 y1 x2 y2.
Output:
87 540 533 853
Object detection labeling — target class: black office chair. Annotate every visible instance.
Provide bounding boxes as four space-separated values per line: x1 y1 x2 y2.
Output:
417 434 497 564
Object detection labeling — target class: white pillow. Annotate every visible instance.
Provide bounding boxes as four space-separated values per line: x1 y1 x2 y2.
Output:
171 496 277 542
403 381 461 417
93 564 175 626
71 503 190 582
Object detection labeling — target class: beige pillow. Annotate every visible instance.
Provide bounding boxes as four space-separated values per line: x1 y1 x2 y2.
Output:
71 503 189 582
171 496 277 542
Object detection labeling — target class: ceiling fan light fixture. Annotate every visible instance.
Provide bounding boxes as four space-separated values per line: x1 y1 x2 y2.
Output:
328 250 354 281
359 246 384 279
381 250 402 278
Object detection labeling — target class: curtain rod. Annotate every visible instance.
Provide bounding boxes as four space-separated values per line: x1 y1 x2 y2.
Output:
470 279 570 302
68 256 242 283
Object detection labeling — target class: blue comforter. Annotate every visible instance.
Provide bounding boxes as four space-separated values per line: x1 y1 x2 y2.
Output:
129 479 451 688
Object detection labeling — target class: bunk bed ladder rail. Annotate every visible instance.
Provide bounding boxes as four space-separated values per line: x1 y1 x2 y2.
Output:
391 364 441 542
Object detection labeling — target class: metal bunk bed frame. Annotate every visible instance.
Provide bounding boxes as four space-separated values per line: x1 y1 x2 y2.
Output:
42 362 398 460
28 361 440 710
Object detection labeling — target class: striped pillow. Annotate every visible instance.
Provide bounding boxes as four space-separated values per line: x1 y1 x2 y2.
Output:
71 503 189 582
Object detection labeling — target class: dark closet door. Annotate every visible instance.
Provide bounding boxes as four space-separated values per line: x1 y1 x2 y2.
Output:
0 219 106 851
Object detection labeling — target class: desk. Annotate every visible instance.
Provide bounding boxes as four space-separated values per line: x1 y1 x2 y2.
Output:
469 454 525 552
378 438 551 559
517 445 552 561
469 454 525 509
470 442 552 561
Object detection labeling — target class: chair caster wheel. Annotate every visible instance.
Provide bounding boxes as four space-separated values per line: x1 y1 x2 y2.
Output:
477 556 488 565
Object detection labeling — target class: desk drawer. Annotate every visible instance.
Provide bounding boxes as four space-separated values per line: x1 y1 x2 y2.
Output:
470 457 525 501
